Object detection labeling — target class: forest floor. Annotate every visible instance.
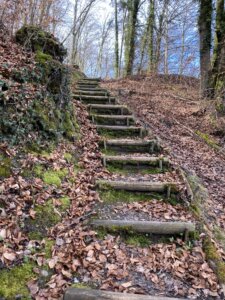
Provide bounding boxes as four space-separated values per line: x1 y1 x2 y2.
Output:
102 75 225 237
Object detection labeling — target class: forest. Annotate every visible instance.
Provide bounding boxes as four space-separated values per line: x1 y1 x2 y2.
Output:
0 0 225 300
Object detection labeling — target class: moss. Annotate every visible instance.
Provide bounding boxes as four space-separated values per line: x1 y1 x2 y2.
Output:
97 128 145 139
96 226 151 247
64 153 73 162
203 237 225 283
63 111 79 140
25 200 61 239
42 168 68 187
0 262 34 299
195 130 220 151
35 50 53 64
34 164 44 177
98 189 178 205
43 171 61 187
59 196 70 211
28 231 43 240
125 234 151 247
71 283 92 289
0 154 11 178
106 164 167 175
217 261 225 283
45 239 54 259
204 238 220 261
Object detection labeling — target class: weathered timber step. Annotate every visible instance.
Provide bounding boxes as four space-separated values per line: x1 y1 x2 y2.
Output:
102 155 169 169
100 139 161 153
73 95 116 104
78 80 100 84
96 180 178 195
96 125 148 138
77 85 99 90
64 288 187 300
91 115 135 126
91 219 195 235
78 77 101 82
75 90 109 96
76 87 106 92
88 104 132 115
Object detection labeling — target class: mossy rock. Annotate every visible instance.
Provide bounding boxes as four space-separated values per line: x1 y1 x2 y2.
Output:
0 262 35 299
15 26 67 62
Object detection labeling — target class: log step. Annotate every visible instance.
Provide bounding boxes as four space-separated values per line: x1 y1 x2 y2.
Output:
91 219 196 235
96 125 148 138
64 288 187 300
102 155 169 169
88 104 132 115
96 180 179 195
73 95 116 104
91 115 135 126
100 139 162 153
78 77 101 82
75 90 109 96
76 87 106 92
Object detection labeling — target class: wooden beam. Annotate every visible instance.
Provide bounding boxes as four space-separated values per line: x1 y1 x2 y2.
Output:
64 288 187 300
96 180 178 193
91 219 195 234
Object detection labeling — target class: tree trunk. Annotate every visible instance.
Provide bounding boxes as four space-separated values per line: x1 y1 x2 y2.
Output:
124 0 140 76
138 0 155 73
148 0 155 72
114 0 119 78
211 0 225 97
198 0 213 97
154 0 168 73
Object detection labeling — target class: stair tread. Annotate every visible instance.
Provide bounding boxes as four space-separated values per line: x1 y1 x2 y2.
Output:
88 104 128 108
103 155 168 162
92 114 134 119
104 139 157 144
96 125 141 129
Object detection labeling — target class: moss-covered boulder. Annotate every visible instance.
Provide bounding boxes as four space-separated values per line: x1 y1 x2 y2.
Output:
15 26 67 62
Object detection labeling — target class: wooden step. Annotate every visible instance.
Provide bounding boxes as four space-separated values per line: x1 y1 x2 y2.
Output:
79 77 101 82
100 139 161 153
96 180 178 196
91 219 195 235
96 125 148 138
77 82 100 86
76 90 109 96
91 115 135 126
76 87 106 92
74 95 116 104
102 155 169 169
77 85 99 89
64 288 187 300
88 104 132 115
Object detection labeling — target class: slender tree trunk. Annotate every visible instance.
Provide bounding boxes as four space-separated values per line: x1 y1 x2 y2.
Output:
114 0 119 78
164 7 169 75
148 0 155 72
71 0 79 64
119 8 127 76
138 0 155 73
154 0 167 72
198 0 212 97
124 0 140 76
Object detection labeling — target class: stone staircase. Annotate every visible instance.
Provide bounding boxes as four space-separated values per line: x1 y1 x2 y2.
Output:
64 77 194 300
